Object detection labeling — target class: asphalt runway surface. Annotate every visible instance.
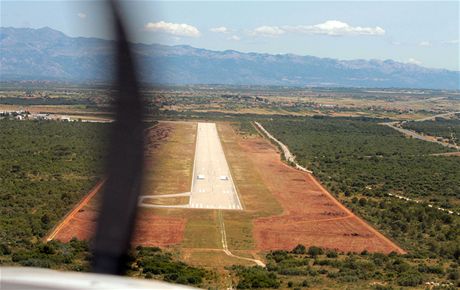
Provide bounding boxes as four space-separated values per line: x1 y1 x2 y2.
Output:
189 123 242 210
139 122 242 210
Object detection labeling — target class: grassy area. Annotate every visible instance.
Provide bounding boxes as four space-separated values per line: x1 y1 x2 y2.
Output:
218 123 283 251
142 196 190 205
142 122 196 196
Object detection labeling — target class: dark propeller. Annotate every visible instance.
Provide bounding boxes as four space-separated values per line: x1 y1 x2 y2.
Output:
91 0 146 275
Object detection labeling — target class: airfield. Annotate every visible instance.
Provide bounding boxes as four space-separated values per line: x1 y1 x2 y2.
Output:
139 122 242 210
50 120 404 268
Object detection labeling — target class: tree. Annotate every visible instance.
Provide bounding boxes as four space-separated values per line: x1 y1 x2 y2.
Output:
292 244 306 255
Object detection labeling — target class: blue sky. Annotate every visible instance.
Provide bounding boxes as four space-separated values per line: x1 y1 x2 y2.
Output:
1 1 459 70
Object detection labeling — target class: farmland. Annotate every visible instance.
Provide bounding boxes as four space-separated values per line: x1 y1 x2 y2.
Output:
2 84 460 122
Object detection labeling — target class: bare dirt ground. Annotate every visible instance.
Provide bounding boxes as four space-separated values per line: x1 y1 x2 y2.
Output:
52 123 188 246
240 135 406 254
431 152 460 156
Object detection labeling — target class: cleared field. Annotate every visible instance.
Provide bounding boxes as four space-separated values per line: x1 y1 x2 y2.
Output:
239 135 405 254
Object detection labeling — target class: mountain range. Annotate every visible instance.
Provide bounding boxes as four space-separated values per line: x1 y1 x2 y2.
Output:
1 27 459 89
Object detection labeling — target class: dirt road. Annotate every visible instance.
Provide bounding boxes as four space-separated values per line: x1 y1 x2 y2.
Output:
254 121 312 173
45 179 106 241
217 210 265 267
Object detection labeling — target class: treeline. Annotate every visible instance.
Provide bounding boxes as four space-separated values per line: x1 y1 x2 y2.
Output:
0 97 94 106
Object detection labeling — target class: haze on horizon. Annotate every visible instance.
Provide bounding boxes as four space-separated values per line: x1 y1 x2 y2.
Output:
1 1 459 71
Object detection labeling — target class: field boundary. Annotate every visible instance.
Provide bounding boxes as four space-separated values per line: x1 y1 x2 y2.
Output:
45 178 106 242
253 121 313 173
254 121 406 254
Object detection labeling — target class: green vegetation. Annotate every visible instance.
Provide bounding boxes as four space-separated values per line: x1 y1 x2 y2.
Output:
8 239 90 271
232 265 280 289
232 245 459 289
261 116 460 264
402 116 460 141
0 97 94 106
0 119 107 263
129 246 209 286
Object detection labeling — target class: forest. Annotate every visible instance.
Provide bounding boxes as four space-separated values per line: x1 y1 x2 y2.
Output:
0 120 107 264
260 116 460 268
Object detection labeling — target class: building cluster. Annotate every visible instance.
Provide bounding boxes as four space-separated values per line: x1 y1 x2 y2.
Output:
0 110 72 122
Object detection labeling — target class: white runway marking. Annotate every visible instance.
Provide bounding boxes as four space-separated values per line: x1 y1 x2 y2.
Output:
188 123 242 211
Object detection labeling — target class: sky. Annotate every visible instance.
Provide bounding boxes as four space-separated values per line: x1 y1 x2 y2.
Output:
1 1 459 71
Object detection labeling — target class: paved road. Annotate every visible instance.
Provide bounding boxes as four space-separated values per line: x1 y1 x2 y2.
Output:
189 123 242 210
383 121 459 150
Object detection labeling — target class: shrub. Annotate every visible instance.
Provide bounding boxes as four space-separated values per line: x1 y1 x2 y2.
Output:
292 244 306 255
308 246 323 258
326 250 338 258
234 266 280 289
397 270 423 286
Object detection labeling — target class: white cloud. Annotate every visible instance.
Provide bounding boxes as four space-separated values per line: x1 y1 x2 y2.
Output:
210 26 230 33
407 58 422 65
284 20 385 36
419 41 431 47
250 20 384 37
77 12 86 19
228 35 240 41
145 21 200 37
443 39 459 45
251 26 285 37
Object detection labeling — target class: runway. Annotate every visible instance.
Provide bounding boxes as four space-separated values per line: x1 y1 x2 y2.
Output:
189 123 242 210
139 122 242 210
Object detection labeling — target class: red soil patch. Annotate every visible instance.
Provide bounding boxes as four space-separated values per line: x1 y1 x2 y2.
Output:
51 123 186 246
242 137 405 254
53 200 186 247
132 209 186 246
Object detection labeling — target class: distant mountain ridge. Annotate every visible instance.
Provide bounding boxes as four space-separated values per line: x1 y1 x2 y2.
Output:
1 26 459 89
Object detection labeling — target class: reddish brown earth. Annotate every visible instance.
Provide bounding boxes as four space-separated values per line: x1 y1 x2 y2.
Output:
52 123 186 246
242 137 405 254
